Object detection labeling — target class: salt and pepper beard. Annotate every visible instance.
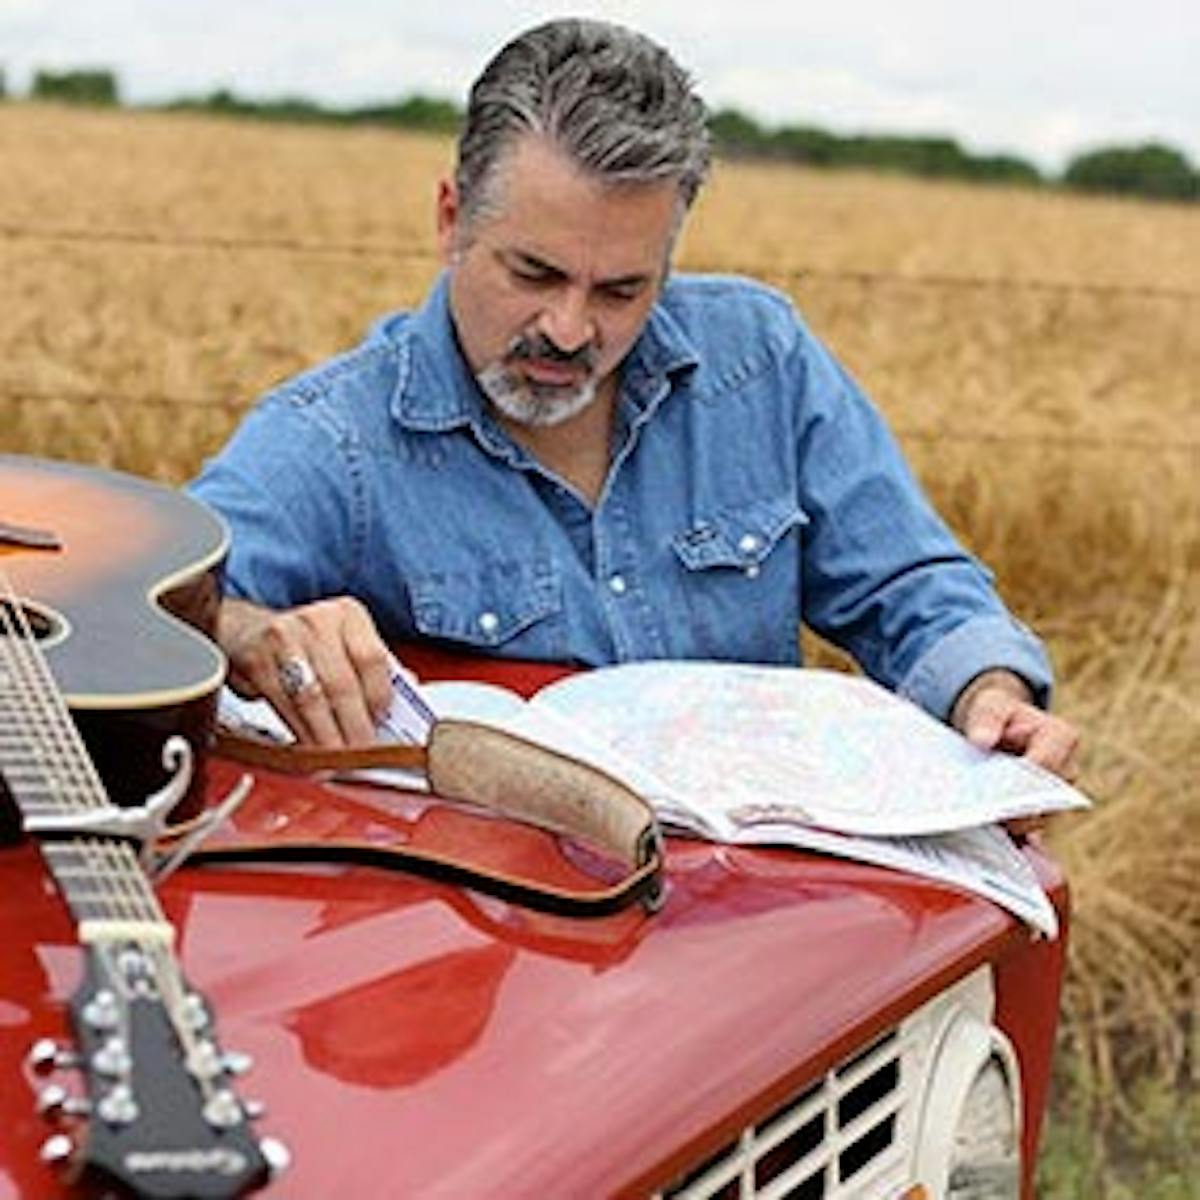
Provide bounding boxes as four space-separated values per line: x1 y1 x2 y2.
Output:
476 332 599 428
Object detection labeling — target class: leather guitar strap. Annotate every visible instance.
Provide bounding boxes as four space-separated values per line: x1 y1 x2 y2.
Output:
197 719 666 917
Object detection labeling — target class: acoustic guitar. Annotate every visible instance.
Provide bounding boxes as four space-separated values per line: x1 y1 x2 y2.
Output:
0 455 284 1196
1 454 229 823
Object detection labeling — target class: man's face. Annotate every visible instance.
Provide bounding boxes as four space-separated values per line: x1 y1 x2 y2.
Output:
438 135 681 428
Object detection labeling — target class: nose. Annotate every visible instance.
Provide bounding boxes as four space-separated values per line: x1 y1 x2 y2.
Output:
539 285 595 355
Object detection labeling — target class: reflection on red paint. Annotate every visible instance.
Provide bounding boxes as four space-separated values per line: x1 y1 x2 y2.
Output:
288 943 516 1088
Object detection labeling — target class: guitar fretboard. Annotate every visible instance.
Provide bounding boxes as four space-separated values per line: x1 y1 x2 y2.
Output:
0 577 165 930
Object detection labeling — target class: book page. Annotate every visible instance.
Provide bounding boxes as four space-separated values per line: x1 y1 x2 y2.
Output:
732 821 1059 937
534 661 1089 837
419 679 528 722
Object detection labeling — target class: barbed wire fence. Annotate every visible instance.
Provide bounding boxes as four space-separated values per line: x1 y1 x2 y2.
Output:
6 218 1200 300
3 221 1198 474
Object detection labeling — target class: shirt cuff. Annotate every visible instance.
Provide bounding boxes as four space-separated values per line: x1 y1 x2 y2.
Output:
895 614 1054 721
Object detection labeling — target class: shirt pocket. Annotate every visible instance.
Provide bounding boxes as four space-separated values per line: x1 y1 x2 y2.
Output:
672 495 808 574
670 494 809 661
410 556 567 658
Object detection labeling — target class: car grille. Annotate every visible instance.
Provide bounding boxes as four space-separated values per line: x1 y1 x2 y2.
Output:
657 989 950 1200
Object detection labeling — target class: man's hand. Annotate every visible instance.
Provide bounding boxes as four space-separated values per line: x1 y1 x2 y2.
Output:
217 596 394 747
950 669 1081 782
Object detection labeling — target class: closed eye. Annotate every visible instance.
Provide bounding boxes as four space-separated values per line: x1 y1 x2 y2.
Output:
498 249 650 302
503 252 564 288
597 280 648 303
510 265 559 287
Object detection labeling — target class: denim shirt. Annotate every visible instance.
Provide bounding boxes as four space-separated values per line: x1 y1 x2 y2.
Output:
189 272 1052 719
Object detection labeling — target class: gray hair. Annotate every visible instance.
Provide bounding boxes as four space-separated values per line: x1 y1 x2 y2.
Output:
454 18 711 231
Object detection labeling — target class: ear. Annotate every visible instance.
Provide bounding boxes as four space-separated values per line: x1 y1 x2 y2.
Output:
436 178 461 265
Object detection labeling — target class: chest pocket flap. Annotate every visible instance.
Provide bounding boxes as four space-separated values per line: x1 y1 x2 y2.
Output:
671 495 808 572
411 557 563 649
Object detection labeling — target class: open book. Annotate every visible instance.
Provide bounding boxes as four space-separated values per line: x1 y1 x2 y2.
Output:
220 660 1089 937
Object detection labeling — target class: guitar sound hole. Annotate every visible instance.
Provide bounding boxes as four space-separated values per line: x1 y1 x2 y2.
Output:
0 599 58 641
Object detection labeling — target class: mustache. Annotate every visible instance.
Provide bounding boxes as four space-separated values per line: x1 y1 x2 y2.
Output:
504 332 597 372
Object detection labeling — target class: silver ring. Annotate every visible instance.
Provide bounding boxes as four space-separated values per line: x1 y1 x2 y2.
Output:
277 655 319 699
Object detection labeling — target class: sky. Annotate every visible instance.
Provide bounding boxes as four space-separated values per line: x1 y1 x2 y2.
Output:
1 0 1197 174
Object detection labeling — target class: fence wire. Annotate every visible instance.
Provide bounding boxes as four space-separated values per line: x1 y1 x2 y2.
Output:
3 220 1200 303
3 219 1197 460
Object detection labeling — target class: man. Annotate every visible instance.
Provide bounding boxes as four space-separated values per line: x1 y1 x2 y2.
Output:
190 18 1079 779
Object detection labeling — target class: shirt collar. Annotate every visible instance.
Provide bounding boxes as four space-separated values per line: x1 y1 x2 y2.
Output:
621 287 701 415
384 271 701 432
383 273 484 433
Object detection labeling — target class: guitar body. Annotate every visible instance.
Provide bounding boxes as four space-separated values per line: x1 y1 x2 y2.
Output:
0 455 228 826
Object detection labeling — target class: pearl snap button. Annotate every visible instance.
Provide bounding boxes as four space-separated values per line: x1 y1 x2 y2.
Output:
738 533 760 554
608 574 628 595
477 611 500 635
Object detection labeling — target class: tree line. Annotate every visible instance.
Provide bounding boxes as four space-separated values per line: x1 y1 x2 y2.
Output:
7 67 1197 203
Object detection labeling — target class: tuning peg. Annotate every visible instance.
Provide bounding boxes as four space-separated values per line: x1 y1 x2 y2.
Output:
27 1039 81 1073
36 1085 91 1118
182 992 210 1032
221 1049 254 1076
258 1137 291 1178
91 1036 132 1078
39 1134 74 1167
81 989 121 1032
203 1089 243 1129
243 1099 267 1119
36 1084 68 1116
187 1038 222 1079
96 1085 138 1126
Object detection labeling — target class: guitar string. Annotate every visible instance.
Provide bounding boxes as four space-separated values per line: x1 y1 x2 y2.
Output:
0 547 244 1131
1 630 131 935
0 574 113 823
0 574 162 927
0 585 82 817
0 585 95 847
0 568 204 926
0 573 221 1096
0 582 145 927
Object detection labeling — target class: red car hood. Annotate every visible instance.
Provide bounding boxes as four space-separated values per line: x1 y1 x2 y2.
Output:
1 750 1062 1199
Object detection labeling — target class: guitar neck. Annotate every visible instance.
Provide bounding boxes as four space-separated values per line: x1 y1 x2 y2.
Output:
0 579 169 933
39 838 169 935
2 568 277 1197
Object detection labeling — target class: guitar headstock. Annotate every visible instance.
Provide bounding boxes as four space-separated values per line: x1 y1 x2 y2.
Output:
32 938 287 1198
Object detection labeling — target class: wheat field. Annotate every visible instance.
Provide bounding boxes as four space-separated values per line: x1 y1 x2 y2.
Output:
2 103 1198 1139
